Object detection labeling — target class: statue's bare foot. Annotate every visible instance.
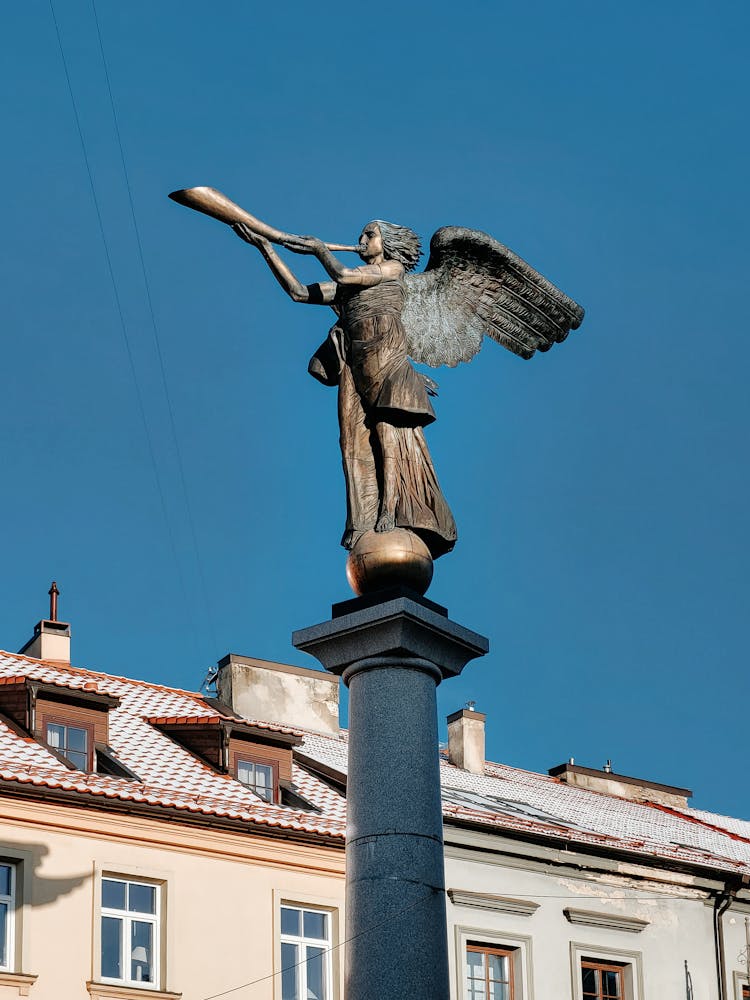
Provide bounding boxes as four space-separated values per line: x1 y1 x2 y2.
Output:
375 512 396 532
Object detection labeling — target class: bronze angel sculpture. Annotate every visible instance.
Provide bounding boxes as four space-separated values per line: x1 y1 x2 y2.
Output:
169 187 584 588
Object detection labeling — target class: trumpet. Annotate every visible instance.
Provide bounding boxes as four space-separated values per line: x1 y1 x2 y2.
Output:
168 187 360 252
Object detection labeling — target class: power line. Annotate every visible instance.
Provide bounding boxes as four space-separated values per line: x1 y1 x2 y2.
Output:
47 0 203 663
198 883 713 999
89 0 219 662
201 888 439 1000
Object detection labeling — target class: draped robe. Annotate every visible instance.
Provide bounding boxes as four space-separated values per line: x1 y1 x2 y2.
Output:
309 277 456 559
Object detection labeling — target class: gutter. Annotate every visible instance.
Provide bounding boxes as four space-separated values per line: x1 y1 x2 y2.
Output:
0 776 345 849
443 813 750 884
713 876 750 1000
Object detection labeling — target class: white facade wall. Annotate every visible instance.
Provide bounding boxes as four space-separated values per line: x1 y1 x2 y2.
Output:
445 827 750 1000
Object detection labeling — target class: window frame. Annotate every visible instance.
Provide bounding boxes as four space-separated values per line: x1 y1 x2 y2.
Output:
235 755 279 804
581 958 625 999
278 902 334 1000
466 941 515 999
41 714 95 772
453 925 533 1000
0 861 16 973
569 942 642 1000
99 875 162 991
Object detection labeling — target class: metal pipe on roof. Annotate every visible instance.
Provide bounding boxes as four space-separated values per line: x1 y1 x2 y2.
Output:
713 878 749 1000
714 887 734 1000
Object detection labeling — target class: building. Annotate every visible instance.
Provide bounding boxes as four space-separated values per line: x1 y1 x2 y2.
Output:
0 613 346 1000
2 607 750 1000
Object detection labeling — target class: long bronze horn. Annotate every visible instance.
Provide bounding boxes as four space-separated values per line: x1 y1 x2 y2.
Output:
168 187 359 252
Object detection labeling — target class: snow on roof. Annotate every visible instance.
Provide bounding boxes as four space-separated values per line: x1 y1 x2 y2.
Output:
2 649 750 874
0 651 345 839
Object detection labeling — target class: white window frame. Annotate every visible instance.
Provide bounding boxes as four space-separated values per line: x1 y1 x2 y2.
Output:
237 758 276 802
45 719 91 771
100 876 161 991
454 925 533 1000
0 861 16 973
570 942 643 1000
279 902 334 1000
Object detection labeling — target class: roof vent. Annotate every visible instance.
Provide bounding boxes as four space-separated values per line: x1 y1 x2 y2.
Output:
18 582 70 664
549 760 692 809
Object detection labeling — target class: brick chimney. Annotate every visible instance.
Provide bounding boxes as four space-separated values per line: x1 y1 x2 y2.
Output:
447 705 486 774
18 582 71 664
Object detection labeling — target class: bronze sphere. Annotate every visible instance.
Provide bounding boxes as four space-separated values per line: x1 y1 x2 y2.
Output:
346 528 434 597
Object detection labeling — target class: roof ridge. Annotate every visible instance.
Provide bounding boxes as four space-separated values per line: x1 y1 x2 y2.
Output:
648 801 750 847
0 649 204 699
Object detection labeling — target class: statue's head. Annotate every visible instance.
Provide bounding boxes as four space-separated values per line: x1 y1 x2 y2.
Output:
359 221 422 272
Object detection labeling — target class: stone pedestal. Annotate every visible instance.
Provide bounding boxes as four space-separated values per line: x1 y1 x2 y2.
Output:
293 590 488 1000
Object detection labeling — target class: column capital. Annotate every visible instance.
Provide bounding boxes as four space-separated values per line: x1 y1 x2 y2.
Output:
292 594 488 681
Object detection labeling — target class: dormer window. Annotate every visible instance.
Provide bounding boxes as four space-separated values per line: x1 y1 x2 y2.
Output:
0 677 124 777
46 721 90 771
236 757 276 802
148 702 319 810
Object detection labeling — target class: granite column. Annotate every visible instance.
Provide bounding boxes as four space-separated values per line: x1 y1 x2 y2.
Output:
293 591 488 1000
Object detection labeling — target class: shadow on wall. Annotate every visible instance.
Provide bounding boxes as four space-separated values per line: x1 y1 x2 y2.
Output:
3 841 90 907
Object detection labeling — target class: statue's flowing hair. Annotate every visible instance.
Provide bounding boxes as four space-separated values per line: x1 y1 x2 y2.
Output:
373 220 422 273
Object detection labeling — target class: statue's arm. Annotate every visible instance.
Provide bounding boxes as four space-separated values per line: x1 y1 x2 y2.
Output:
233 224 337 304
283 234 401 287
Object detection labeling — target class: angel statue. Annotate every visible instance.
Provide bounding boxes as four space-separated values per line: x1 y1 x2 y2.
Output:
169 187 584 591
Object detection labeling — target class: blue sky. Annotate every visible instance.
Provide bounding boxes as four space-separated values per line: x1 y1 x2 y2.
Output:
2 2 748 815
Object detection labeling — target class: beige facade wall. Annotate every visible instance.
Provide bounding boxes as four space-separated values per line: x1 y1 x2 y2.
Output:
0 796 344 1000
2 794 748 1000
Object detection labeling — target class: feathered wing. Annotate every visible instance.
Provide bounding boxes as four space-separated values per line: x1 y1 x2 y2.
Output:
403 227 585 367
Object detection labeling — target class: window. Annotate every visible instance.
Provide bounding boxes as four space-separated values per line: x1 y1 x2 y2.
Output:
237 757 275 802
46 721 89 770
454 927 531 1000
466 943 514 1000
101 877 160 988
0 863 15 971
280 905 332 1000
582 960 624 1000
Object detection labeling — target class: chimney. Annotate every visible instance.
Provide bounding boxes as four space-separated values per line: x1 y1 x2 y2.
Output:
18 582 71 664
447 705 486 774
216 654 340 736
549 760 692 810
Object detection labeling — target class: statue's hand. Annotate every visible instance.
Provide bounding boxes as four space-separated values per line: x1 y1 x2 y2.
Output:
282 235 325 256
232 223 269 249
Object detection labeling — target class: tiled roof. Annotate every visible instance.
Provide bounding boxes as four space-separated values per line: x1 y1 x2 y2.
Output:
298 731 750 877
431 757 750 874
145 712 302 736
0 651 345 839
3 649 750 875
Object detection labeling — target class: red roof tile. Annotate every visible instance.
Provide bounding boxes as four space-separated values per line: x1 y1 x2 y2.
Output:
0 651 345 839
4 649 750 874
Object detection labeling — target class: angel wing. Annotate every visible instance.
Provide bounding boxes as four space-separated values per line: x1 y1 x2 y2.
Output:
402 227 584 367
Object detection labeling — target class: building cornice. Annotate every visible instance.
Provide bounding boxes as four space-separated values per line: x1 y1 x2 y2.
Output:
563 907 649 933
443 814 747 887
448 888 539 916
0 777 344 854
